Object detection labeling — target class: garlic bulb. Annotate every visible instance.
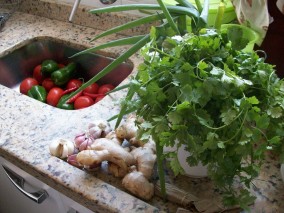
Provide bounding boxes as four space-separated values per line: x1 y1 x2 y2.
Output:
88 120 112 139
49 138 75 159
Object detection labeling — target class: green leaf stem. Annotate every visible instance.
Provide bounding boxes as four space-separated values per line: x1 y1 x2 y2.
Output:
63 35 150 104
194 0 203 13
198 0 209 28
89 4 200 22
174 0 196 9
90 14 167 41
157 0 180 35
214 0 225 31
71 35 146 57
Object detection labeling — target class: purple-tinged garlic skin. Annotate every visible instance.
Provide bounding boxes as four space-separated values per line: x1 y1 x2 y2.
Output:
74 133 86 148
67 154 83 168
79 137 94 151
74 133 94 151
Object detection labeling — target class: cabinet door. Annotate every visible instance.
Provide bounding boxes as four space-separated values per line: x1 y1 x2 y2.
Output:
61 193 95 213
0 156 68 213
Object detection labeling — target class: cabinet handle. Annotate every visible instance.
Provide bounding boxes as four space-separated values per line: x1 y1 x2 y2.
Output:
2 165 48 204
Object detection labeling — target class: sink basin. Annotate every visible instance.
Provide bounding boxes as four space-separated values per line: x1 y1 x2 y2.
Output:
0 37 133 90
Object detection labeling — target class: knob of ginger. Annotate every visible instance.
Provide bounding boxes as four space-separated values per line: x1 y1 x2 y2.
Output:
122 166 154 200
76 138 135 170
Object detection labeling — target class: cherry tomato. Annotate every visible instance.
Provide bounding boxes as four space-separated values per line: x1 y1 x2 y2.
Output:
98 84 115 94
20 78 39 95
32 64 44 84
47 87 64 107
66 79 83 90
83 83 99 94
66 91 83 104
74 96 95 109
95 95 105 103
58 64 65 68
42 78 56 92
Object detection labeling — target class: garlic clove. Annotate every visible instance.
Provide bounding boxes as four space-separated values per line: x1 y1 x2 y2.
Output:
89 126 103 139
79 137 94 151
88 120 112 139
74 133 87 149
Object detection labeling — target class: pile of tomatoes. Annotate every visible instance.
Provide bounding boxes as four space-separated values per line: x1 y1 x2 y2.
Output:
19 61 115 110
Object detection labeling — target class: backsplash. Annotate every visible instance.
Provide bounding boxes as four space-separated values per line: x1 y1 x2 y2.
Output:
49 0 156 7
17 0 154 35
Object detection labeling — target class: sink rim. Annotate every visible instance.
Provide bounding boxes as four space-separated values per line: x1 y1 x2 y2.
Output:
0 35 134 66
0 35 135 111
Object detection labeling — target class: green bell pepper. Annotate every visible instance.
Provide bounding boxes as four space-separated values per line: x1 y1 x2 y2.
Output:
57 94 74 110
41 60 59 76
51 62 76 86
27 85 47 102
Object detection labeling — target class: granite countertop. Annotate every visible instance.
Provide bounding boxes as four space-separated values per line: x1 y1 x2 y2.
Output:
0 10 162 213
0 3 284 213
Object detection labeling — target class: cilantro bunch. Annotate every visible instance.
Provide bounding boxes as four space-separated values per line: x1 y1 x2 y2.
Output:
123 28 284 208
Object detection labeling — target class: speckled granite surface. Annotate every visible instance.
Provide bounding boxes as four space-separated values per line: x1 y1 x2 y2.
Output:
16 0 153 36
0 3 284 213
0 11 161 213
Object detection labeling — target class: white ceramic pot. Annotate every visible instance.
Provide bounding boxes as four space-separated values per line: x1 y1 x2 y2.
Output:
281 164 284 182
164 144 208 178
177 145 208 178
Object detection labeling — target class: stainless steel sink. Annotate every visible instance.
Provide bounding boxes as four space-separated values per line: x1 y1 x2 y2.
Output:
0 36 133 90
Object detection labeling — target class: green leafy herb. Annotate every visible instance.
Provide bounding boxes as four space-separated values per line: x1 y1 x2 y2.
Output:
119 28 284 208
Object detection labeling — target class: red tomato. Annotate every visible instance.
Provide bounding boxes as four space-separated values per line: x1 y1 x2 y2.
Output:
20 78 39 95
74 96 95 109
98 84 115 94
42 78 56 92
66 79 83 90
32 65 44 84
83 83 99 94
95 95 105 103
47 87 64 106
58 64 65 68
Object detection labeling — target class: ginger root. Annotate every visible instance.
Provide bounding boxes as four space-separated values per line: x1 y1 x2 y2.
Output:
115 114 137 140
122 166 154 200
120 139 156 200
76 138 135 170
105 131 124 145
108 162 128 178
115 114 145 147
112 115 157 200
130 143 156 179
74 115 157 201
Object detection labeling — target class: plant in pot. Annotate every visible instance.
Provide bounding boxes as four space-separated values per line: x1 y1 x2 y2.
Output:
66 0 284 210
